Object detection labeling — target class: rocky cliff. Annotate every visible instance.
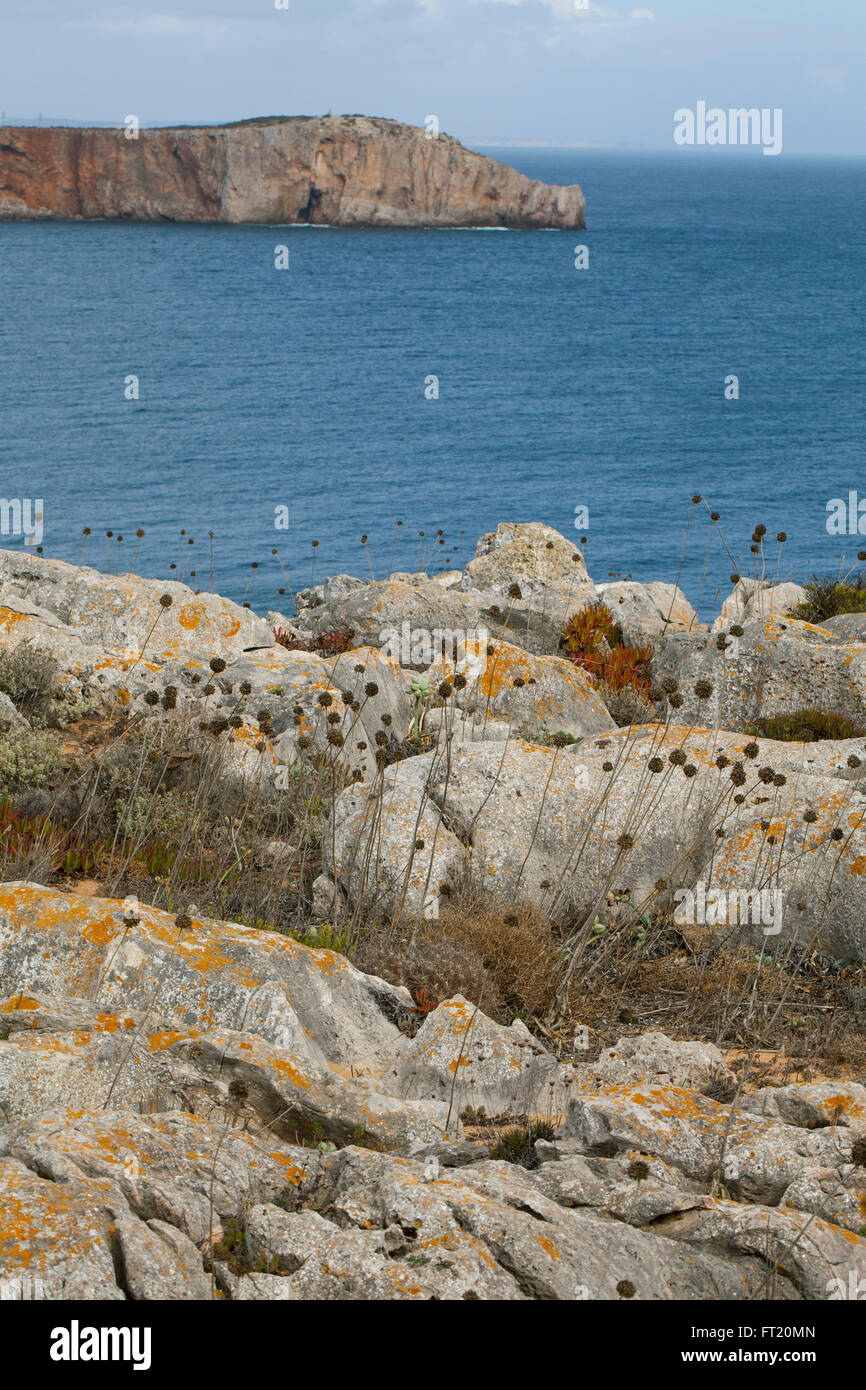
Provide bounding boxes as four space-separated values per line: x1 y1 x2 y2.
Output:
0 115 586 228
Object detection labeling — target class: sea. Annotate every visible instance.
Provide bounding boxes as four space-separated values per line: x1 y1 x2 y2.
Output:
1 148 864 622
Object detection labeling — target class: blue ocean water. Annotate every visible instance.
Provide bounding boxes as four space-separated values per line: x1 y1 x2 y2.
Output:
1 149 864 620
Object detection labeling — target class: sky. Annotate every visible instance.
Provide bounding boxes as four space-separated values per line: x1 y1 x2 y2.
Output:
0 0 864 154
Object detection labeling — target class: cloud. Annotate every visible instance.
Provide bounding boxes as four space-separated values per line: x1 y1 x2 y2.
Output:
471 0 655 20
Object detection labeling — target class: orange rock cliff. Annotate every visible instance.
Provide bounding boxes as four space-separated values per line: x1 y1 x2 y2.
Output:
0 114 586 229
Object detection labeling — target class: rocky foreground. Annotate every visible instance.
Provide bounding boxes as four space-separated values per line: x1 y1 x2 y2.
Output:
0 115 586 228
1 888 865 1300
1 522 865 1299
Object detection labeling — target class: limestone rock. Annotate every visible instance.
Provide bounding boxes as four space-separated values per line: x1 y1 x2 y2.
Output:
0 117 586 230
652 615 866 729
425 636 615 742
0 884 414 1075
713 579 809 630
388 996 565 1117
572 1032 735 1098
462 522 590 596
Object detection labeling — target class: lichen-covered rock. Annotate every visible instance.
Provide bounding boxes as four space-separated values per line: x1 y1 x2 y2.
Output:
713 579 809 630
560 1083 860 1206
594 580 701 642
388 996 565 1117
572 1032 735 1098
0 884 413 1075
778 1166 866 1237
323 754 467 920
160 1027 454 1148
326 729 866 953
246 1144 758 1300
0 1022 172 1123
0 548 272 663
820 613 866 641
740 1081 866 1131
655 1199 866 1301
0 1157 127 1299
426 636 614 742
0 1105 315 1297
462 522 590 597
653 615 866 728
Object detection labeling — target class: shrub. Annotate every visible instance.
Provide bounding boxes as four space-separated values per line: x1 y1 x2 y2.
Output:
436 895 562 1021
489 1120 556 1169
561 604 653 699
790 574 866 624
750 709 866 743
352 935 499 1020
0 728 65 786
0 642 59 715
595 680 655 728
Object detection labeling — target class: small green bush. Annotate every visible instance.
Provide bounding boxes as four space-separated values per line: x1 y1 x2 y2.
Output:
791 574 866 624
489 1120 556 1170
0 728 65 786
749 709 866 743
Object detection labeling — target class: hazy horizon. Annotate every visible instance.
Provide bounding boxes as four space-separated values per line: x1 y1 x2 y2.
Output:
0 1 864 157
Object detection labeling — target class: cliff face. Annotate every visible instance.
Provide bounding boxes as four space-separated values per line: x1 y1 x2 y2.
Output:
0 115 585 229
